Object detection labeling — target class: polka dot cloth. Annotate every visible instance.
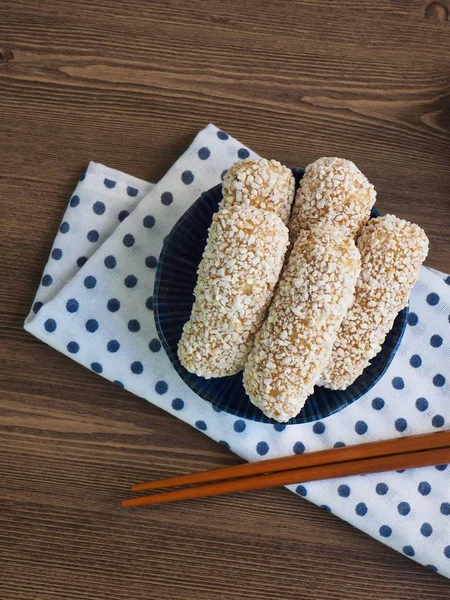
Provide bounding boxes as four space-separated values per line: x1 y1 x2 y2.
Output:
24 125 450 577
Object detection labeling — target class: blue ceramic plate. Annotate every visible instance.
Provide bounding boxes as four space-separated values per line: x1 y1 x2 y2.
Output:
154 168 408 424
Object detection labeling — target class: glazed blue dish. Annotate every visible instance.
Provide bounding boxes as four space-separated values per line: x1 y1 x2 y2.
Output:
154 168 408 424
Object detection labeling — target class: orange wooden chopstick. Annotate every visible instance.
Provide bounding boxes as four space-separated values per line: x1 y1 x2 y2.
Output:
122 431 450 508
122 446 450 507
130 430 450 492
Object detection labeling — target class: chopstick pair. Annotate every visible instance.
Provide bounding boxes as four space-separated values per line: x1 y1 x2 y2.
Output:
121 430 450 508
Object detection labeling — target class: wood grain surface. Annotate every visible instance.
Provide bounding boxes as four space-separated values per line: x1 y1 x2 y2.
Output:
1 1 450 598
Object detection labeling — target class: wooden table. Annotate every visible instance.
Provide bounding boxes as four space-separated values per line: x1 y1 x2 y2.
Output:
1 1 449 598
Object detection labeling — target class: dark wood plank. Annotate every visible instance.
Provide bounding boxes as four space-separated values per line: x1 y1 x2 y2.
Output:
0 0 449 598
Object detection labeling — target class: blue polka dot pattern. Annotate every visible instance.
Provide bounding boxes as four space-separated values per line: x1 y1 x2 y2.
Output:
79 171 86 181
313 422 325 434
67 341 79 354
128 319 140 332
433 374 446 387
161 192 173 206
446 276 450 285
87 229 99 243
181 170 194 185
86 319 99 333
376 483 388 495
143 215 155 228
338 485 350 498
420 523 433 537
426 292 440 306
392 377 404 390
234 419 246 433
123 234 135 247
33 301 43 314
355 503 368 516
124 275 138 288
145 256 157 269
84 275 97 289
107 339 120 353
44 318 56 333
60 221 70 234
66 298 79 313
395 418 407 432
114 380 124 388
445 546 450 559
131 361 144 375
42 274 53 287
93 201 105 215
403 546 415 557
273 423 286 432
172 398 184 411
355 420 368 435
195 420 207 431
372 397 385 410
219 440 230 450
432 414 445 428
217 130 229 140
107 298 120 312
418 481 431 496
296 485 307 497
441 502 450 515
398 502 411 516
77 256 88 268
198 147 211 160
427 565 438 572
436 464 448 471
127 186 138 197
415 397 428 412
293 441 305 454
256 441 269 456
104 178 116 189
410 354 422 368
104 255 117 269
238 148 250 159
321 505 331 513
25 131 450 575
155 380 168 394
379 525 392 537
91 362 103 373
407 312 418 326
149 339 161 352
430 334 443 347
221 169 227 180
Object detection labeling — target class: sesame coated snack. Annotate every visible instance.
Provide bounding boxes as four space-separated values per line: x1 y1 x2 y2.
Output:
289 157 376 239
243 224 361 422
319 215 429 390
221 158 296 224
178 206 289 379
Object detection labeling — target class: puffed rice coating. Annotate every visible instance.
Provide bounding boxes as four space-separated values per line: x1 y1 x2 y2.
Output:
289 157 376 238
221 158 295 225
178 206 289 379
243 224 361 422
319 214 429 390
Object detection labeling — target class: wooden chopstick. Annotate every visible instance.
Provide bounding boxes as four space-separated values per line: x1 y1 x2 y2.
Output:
130 430 450 492
122 446 450 507
122 431 450 508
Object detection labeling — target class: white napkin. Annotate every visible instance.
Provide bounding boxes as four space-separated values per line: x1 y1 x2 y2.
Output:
25 124 450 577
